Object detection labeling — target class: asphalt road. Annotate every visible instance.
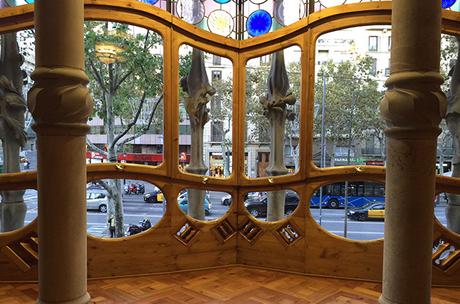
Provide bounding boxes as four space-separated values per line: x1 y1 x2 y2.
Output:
22 190 449 240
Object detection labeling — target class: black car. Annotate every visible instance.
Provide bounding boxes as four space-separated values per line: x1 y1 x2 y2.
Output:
244 191 299 218
143 187 164 203
347 203 385 221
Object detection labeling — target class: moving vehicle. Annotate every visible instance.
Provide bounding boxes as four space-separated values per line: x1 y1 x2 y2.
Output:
87 190 108 213
244 191 299 218
347 203 385 221
310 182 385 209
124 183 145 195
178 193 211 216
127 218 152 236
143 187 164 203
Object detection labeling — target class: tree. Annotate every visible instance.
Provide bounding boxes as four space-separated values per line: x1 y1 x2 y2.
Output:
84 21 164 237
314 56 383 166
209 77 232 175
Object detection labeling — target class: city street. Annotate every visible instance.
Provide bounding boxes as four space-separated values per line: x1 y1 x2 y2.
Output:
22 189 449 240
310 206 448 240
23 189 231 237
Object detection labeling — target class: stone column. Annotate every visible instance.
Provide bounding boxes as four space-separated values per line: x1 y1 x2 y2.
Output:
379 0 445 303
29 0 92 303
181 48 215 220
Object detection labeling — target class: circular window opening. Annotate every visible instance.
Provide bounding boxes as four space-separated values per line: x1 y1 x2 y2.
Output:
311 181 385 240
435 192 460 236
87 179 165 238
0 189 37 233
244 189 299 221
177 189 232 221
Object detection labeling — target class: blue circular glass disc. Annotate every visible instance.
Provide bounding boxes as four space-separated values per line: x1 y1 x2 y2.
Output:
442 0 457 8
139 0 159 5
214 0 231 4
247 9 272 37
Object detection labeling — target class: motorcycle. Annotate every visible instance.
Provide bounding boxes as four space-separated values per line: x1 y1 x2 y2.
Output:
127 218 152 236
124 183 145 195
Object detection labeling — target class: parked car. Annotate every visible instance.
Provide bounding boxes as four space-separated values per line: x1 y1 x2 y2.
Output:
347 203 385 221
221 192 266 206
87 182 104 191
87 190 108 213
178 193 211 216
143 187 164 203
244 191 299 218
221 194 232 206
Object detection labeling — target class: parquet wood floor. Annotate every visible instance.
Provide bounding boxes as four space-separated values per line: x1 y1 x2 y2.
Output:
1 266 459 303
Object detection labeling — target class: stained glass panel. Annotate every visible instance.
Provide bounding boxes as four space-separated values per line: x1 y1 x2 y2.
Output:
443 0 457 9
208 9 234 36
247 10 272 37
139 0 159 5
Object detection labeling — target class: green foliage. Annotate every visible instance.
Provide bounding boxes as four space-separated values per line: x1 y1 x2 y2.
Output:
314 56 384 144
246 63 271 143
441 34 459 95
84 21 163 126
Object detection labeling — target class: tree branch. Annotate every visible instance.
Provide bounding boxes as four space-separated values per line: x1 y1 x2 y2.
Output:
88 58 108 94
94 179 117 201
86 137 108 157
117 93 163 147
113 69 133 92
110 91 147 150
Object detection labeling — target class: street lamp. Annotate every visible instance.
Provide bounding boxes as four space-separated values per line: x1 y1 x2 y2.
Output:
95 41 125 64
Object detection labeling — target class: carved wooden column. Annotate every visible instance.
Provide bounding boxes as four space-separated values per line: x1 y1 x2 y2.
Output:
181 48 215 220
0 31 27 232
29 1 92 303
263 1 296 221
379 0 445 303
445 37 460 234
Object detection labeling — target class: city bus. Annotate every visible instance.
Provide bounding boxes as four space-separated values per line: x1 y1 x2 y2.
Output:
310 182 385 209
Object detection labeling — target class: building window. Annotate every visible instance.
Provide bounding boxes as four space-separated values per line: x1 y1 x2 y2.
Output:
211 120 224 142
368 36 378 52
213 55 221 66
260 54 270 65
370 58 377 76
211 70 222 81
384 68 390 77
388 36 391 51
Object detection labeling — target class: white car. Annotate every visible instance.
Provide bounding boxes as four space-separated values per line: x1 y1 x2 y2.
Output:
87 190 108 213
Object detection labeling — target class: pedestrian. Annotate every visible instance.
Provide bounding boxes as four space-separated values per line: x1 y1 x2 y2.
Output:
108 215 115 238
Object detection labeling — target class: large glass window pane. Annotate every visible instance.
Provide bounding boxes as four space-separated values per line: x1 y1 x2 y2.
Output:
85 22 164 167
245 46 301 178
313 26 390 168
178 44 233 178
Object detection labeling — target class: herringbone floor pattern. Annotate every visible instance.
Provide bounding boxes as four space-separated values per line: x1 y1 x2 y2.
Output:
1 267 459 303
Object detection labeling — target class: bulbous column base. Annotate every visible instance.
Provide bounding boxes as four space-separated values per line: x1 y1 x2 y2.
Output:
379 295 401 304
38 292 91 304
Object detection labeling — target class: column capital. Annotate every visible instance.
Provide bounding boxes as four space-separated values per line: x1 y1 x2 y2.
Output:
380 71 446 139
28 66 92 136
